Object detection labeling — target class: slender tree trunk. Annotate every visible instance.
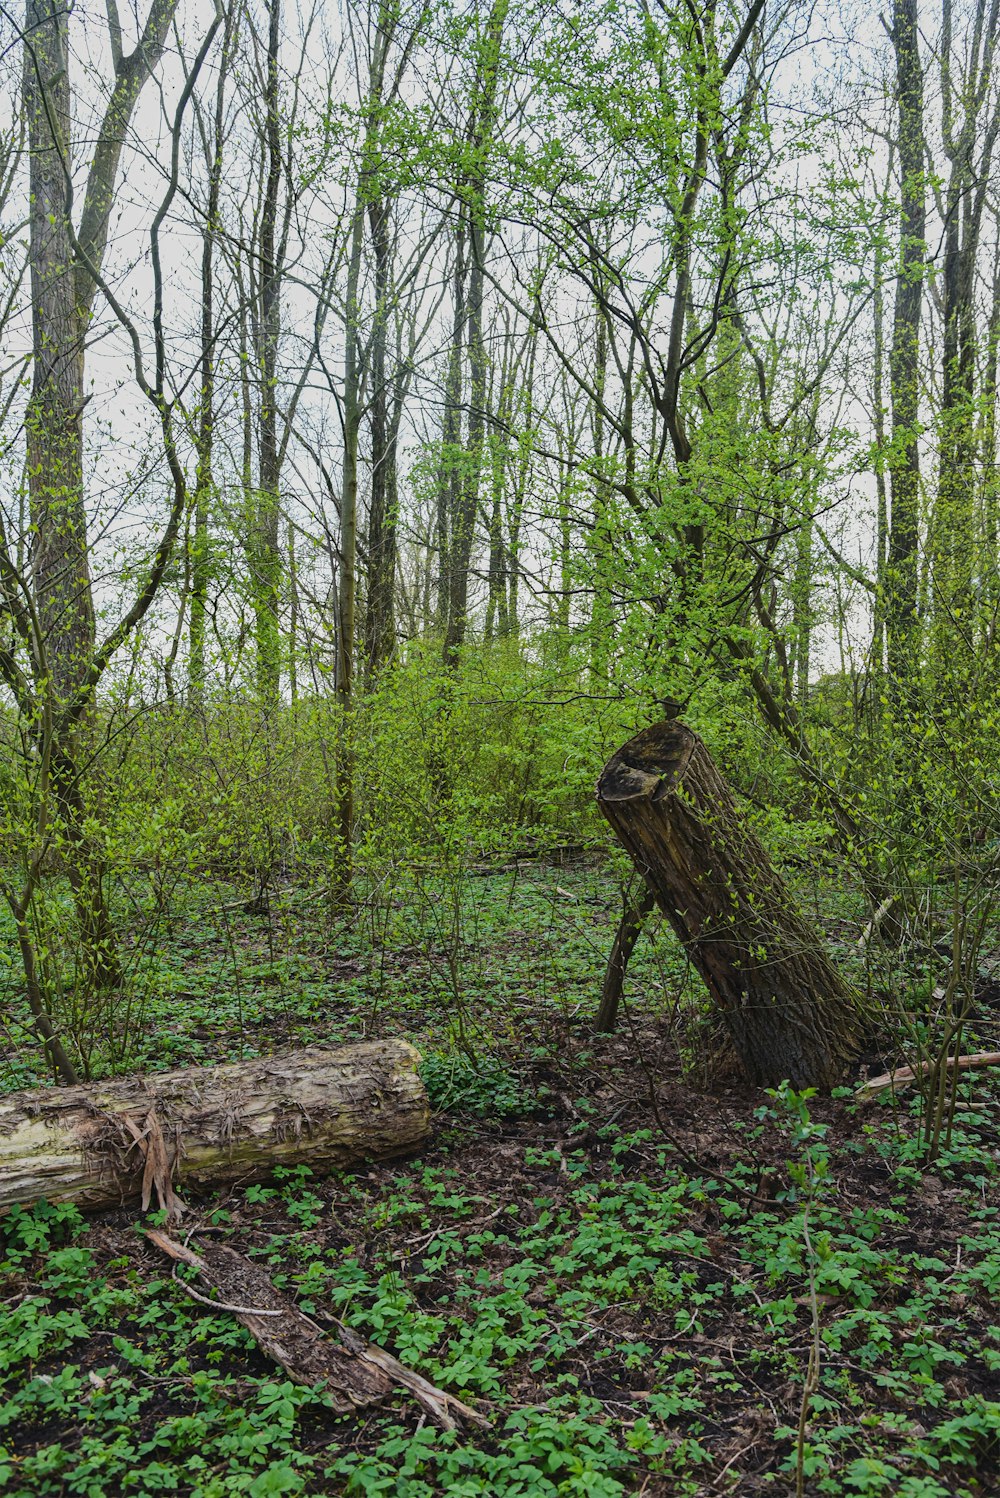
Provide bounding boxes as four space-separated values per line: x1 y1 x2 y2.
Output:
589 291 614 684
22 0 177 1014
981 246 1000 607
595 884 656 1033
439 0 508 662
928 2 1000 669
935 166 979 632
872 230 888 672
444 213 487 665
288 518 298 703
485 344 511 643
886 0 926 686
333 195 364 904
505 331 535 639
791 511 813 726
189 12 232 705
253 0 283 709
50 750 122 992
364 196 399 680
24 0 179 705
436 223 467 632
555 451 573 644
24 0 94 707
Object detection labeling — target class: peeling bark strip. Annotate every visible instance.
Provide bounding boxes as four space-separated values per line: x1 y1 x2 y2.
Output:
596 723 860 1089
0 1042 429 1214
146 1230 487 1430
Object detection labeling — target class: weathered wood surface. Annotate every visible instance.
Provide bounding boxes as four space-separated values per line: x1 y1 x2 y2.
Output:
596 722 860 1089
147 1229 487 1430
0 1041 429 1214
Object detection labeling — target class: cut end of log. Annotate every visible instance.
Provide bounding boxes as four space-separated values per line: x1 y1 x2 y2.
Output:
596 722 696 803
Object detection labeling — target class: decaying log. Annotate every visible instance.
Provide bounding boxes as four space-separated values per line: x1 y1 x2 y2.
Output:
597 722 861 1089
857 1051 1000 1100
146 1230 487 1431
0 1041 429 1215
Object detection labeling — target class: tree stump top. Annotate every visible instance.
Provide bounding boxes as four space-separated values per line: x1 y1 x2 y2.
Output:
597 721 696 803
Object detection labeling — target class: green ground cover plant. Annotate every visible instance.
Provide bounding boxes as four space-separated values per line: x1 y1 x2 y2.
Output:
7 0 1000 1488
3 854 1000 1495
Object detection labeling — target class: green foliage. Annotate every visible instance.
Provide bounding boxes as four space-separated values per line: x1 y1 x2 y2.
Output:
5 1084 1000 1495
420 1050 530 1115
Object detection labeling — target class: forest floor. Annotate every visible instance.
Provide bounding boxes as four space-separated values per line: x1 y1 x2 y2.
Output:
4 858 1000 1496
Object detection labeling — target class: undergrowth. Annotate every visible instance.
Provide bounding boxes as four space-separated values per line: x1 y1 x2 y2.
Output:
3 1051 1000 1495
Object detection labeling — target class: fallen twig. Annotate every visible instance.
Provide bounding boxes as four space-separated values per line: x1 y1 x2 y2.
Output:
857 894 903 949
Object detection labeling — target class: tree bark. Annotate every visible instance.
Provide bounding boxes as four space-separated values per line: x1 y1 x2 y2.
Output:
24 0 93 706
886 0 925 684
0 1041 429 1214
596 722 860 1089
189 6 233 705
436 221 467 632
251 0 284 709
440 0 508 664
364 193 399 680
24 0 179 705
595 883 656 1033
21 0 178 1010
147 1230 487 1429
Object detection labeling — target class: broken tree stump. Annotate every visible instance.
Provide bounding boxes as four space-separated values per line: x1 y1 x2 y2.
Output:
596 722 860 1089
0 1041 429 1214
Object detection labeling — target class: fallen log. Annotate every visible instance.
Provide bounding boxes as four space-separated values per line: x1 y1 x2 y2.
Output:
146 1230 487 1430
857 1051 1000 1100
0 1041 429 1215
597 722 860 1089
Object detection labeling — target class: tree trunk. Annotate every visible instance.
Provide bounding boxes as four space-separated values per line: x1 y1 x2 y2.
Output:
332 190 364 908
886 0 925 685
0 1041 429 1214
189 7 232 705
596 723 860 1089
443 210 487 666
252 0 284 710
595 884 656 1033
24 0 94 707
436 222 467 632
364 194 399 680
22 0 178 1010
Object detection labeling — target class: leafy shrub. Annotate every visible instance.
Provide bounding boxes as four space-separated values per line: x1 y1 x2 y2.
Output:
420 1051 530 1116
